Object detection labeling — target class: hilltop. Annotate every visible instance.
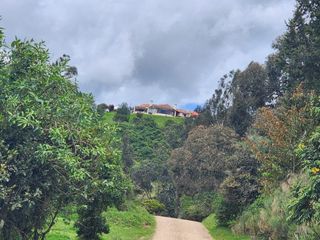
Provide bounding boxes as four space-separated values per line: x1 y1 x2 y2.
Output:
103 111 185 128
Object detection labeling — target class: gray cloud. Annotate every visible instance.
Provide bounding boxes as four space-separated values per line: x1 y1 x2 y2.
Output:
1 0 295 106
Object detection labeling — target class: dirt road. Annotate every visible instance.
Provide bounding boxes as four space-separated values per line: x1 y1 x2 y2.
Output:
152 216 212 240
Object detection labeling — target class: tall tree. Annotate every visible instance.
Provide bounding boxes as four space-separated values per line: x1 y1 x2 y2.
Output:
229 62 269 135
201 62 271 136
269 0 320 93
168 125 240 215
247 86 316 187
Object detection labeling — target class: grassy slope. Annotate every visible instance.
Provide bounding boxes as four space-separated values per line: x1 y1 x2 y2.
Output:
103 112 184 127
103 205 155 240
47 204 155 240
202 214 250 240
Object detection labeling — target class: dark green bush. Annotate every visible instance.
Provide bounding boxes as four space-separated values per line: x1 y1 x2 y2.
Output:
114 103 131 122
76 202 109 240
215 172 260 226
180 192 215 221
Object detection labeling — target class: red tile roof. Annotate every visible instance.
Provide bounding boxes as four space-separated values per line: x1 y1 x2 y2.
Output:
176 109 192 114
134 103 152 110
191 112 199 117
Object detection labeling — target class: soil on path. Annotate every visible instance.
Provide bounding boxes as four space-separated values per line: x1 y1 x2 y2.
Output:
152 216 213 240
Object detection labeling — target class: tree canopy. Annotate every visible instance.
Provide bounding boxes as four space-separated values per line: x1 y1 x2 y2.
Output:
0 37 127 240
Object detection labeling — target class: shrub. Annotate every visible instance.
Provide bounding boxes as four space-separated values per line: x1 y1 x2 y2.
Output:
233 189 291 239
233 183 320 240
180 192 215 221
216 172 260 226
75 201 109 240
142 199 165 215
114 103 131 122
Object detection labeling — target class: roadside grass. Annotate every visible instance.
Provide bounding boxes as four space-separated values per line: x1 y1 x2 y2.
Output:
47 203 155 240
103 112 184 127
202 214 250 240
103 204 155 240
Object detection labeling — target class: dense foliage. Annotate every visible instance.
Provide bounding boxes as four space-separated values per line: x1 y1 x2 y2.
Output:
0 33 127 239
114 115 186 217
270 0 320 93
173 1 320 238
289 95 320 224
113 103 131 122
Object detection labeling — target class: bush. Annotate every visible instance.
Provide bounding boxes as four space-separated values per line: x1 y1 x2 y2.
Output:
114 103 131 122
180 192 215 221
233 189 291 239
142 199 165 215
216 172 260 226
76 202 109 240
233 183 320 240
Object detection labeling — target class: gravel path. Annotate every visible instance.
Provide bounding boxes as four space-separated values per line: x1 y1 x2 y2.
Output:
152 216 213 240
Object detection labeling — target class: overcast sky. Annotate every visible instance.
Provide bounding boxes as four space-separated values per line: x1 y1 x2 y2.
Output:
1 0 295 108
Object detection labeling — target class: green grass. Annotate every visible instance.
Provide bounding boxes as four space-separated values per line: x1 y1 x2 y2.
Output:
143 114 184 127
202 214 250 240
47 203 155 240
103 204 155 240
103 112 184 128
47 217 77 240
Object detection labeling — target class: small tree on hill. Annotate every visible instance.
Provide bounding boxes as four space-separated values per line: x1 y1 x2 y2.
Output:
114 103 131 122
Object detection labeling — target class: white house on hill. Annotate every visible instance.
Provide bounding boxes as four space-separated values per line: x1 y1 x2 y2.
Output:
133 103 198 118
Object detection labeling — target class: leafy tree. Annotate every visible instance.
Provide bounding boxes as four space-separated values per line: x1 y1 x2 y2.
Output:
168 124 240 216
0 36 126 239
200 62 272 136
204 71 234 126
229 62 270 135
121 131 134 174
113 103 130 122
97 103 108 116
163 120 187 149
97 104 115 117
247 86 316 187
76 197 109 240
215 163 260 226
156 179 177 217
179 192 216 221
216 149 260 226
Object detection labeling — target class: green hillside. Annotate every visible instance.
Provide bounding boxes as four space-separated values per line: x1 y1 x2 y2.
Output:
103 112 184 128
